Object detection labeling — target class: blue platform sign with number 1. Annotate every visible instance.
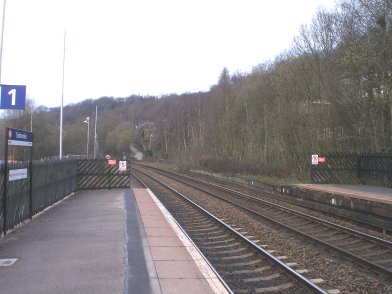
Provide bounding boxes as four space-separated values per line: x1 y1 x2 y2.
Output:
0 84 26 110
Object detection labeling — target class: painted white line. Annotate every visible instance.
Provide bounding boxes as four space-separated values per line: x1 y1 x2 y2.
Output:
0 258 18 266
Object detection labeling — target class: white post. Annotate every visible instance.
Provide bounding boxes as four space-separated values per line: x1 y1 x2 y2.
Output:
0 0 6 84
60 28 66 159
94 105 98 159
84 117 90 159
87 118 89 159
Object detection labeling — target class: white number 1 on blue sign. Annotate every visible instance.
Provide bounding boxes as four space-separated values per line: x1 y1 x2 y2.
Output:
8 89 16 106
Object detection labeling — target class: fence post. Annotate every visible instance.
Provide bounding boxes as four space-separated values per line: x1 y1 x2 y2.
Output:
2 128 9 235
29 160 33 219
108 167 111 189
356 153 362 184
310 163 314 183
1 163 4 235
29 133 34 219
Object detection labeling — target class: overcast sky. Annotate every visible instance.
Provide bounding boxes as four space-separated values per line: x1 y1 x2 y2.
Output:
0 0 337 108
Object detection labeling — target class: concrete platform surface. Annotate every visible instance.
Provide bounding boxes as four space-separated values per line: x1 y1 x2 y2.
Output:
0 188 228 294
290 184 392 219
0 189 125 294
295 184 392 205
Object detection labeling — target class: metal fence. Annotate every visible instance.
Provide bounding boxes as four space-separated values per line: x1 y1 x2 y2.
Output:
77 159 130 189
33 160 78 214
1 159 130 234
0 160 78 234
311 152 392 187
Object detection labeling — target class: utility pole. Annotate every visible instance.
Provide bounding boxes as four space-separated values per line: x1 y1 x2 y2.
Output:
60 28 66 159
84 117 90 159
94 105 98 159
0 0 6 84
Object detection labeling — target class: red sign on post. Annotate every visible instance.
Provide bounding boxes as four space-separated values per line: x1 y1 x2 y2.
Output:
312 154 327 165
318 157 327 163
108 159 117 165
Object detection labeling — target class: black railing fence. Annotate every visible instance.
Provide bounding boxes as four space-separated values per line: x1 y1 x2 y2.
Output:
77 159 131 190
33 160 78 214
1 159 130 234
311 152 392 187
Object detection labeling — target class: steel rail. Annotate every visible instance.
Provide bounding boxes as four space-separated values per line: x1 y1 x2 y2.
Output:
132 168 328 294
131 172 234 294
144 168 392 247
185 169 392 232
176 170 392 247
131 173 148 188
134 165 392 279
136 163 391 232
186 171 392 234
144 165 392 247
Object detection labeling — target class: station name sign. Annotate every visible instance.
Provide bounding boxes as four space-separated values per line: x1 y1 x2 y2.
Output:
8 127 33 146
9 168 28 181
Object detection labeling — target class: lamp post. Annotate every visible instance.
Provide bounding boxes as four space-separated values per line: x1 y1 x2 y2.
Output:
0 0 7 84
93 106 98 159
60 28 66 159
83 117 90 159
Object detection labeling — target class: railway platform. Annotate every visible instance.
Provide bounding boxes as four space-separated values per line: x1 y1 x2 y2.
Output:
287 184 392 219
0 188 228 294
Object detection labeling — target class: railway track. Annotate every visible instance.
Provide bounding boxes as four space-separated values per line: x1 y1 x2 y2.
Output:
181 169 392 234
133 164 392 281
132 169 328 293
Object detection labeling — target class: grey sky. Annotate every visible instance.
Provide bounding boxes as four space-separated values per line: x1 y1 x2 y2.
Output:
0 0 336 107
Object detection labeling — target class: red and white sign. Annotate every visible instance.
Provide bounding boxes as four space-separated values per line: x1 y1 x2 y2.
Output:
108 159 117 165
312 154 326 165
318 156 327 163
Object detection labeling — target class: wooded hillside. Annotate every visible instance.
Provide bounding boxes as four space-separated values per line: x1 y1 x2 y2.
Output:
1 0 391 179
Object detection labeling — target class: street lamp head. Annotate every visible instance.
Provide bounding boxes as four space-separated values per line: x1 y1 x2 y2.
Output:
83 117 90 124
